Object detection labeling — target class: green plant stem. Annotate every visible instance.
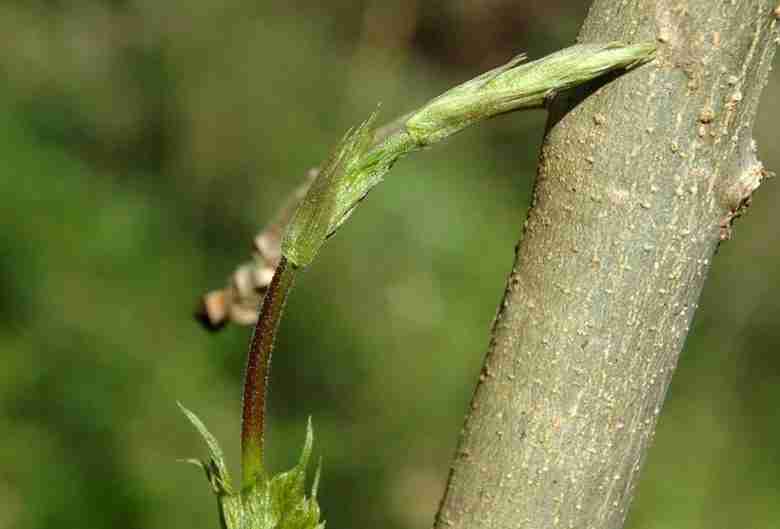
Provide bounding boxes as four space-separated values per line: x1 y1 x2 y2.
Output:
241 255 297 487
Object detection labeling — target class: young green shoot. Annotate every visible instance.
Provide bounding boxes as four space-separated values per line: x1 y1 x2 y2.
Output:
182 40 656 529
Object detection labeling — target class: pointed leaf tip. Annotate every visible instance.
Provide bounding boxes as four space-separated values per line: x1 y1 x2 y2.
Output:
311 457 322 499
179 457 206 470
178 402 232 491
299 417 315 468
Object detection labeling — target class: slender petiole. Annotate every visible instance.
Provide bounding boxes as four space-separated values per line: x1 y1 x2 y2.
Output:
240 255 297 487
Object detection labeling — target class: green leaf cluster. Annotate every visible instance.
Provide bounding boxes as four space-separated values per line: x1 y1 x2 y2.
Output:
180 404 324 529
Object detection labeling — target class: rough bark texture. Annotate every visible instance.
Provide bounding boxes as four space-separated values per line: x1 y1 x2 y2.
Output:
434 2 777 529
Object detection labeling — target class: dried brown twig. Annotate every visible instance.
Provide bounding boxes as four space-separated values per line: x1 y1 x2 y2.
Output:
195 170 316 330
194 114 409 330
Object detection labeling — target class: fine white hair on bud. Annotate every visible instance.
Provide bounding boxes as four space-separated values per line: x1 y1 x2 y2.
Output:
406 42 657 146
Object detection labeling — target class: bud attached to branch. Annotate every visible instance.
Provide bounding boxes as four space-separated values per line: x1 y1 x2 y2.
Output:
196 42 656 328
406 42 657 145
282 42 656 269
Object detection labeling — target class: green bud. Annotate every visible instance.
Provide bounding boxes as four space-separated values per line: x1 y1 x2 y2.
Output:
282 42 656 269
406 42 656 146
282 112 380 268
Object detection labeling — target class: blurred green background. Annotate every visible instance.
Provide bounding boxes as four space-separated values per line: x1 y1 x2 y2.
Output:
0 1 778 528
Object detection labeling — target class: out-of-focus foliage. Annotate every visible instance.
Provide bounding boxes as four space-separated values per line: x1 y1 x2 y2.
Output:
0 2 777 529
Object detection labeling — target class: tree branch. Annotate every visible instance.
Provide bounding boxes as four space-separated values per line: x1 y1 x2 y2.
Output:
433 2 777 528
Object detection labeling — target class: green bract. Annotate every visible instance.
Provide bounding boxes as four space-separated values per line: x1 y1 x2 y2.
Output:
181 404 324 529
282 111 382 267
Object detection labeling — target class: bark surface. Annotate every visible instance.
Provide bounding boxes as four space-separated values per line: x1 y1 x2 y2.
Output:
434 2 777 528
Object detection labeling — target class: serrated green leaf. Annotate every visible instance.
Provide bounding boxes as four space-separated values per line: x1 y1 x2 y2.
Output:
182 410 324 529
